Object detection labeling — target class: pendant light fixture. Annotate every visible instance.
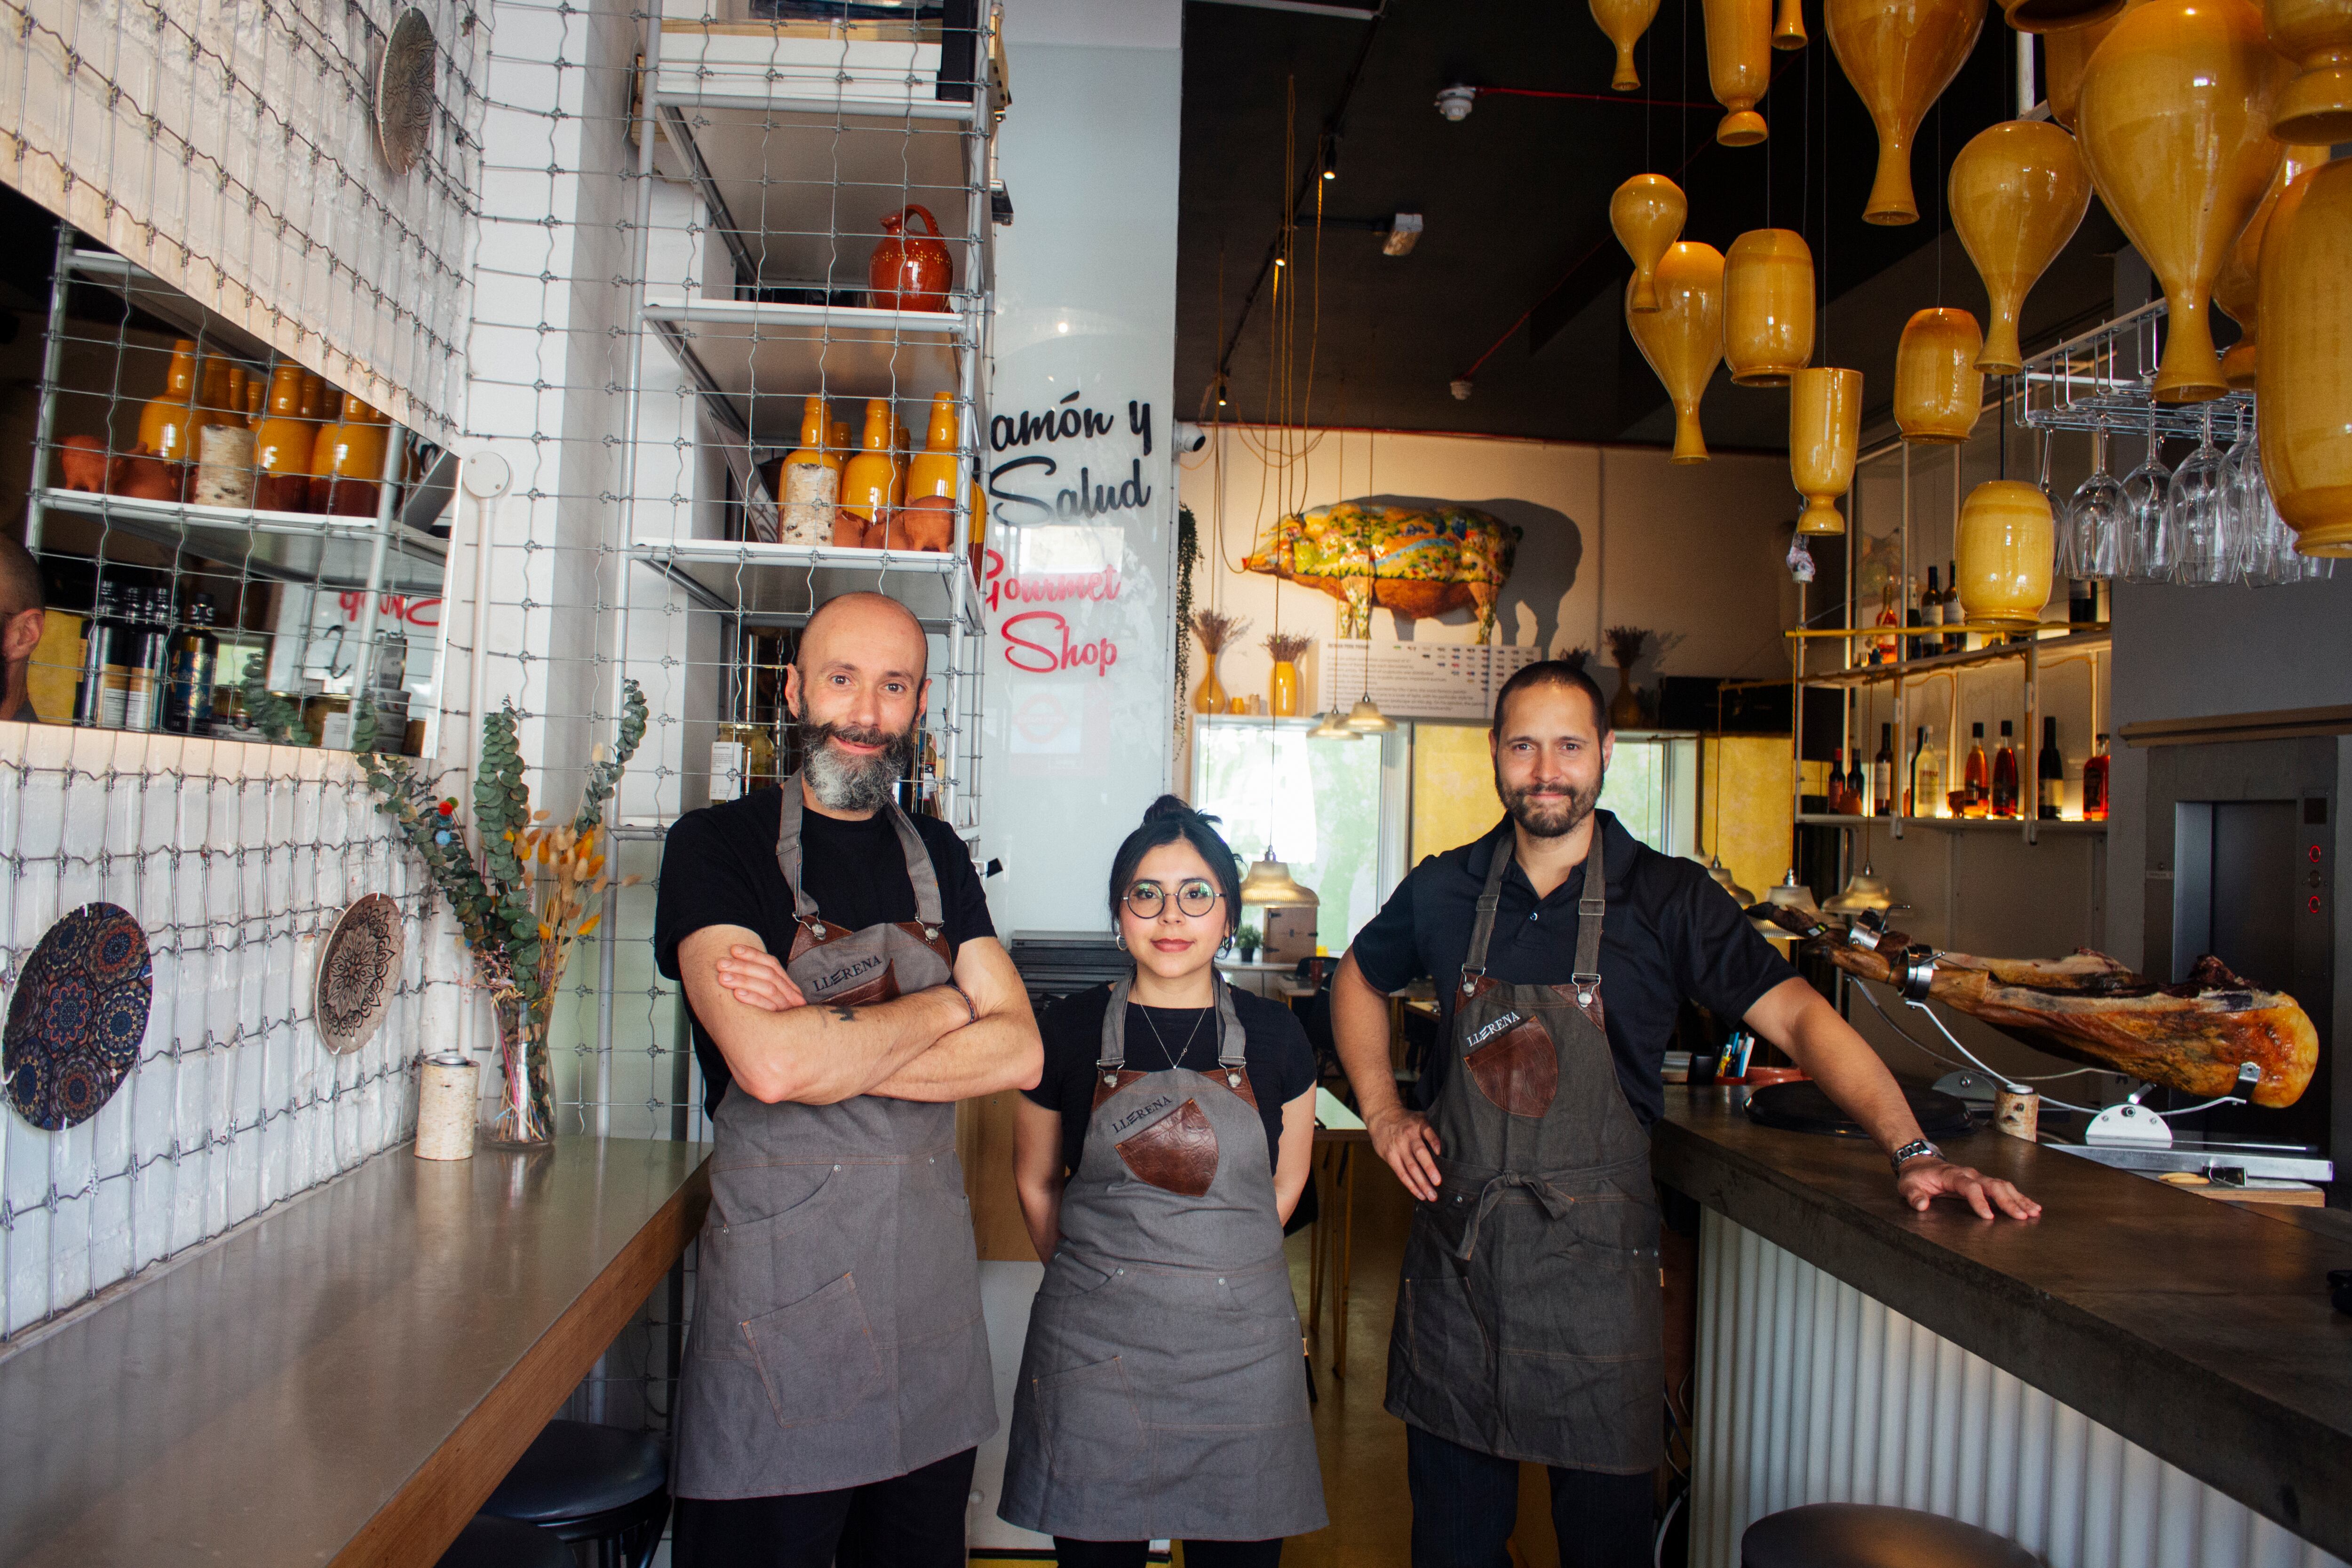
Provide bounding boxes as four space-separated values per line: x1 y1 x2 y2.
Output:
1307 708 1360 740
1822 859 1902 913
1703 855 1756 906
1345 695 1397 733
1239 848 1321 907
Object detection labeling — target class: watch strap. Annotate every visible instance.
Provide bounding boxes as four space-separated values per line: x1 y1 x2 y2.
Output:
1889 1137 1940 1176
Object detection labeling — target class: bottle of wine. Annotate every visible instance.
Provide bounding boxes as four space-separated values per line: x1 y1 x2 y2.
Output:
1914 726 1944 818
1826 748 1848 815
1992 719 2020 818
2038 717 2065 819
1873 723 1894 817
1922 566 1944 655
1947 559 1965 652
1873 581 1899 663
1963 722 1990 817
2082 733 2110 821
1844 747 1867 815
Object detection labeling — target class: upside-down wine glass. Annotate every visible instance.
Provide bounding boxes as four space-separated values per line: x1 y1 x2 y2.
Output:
2121 409 2174 582
2065 420 2126 580
2165 408 2227 585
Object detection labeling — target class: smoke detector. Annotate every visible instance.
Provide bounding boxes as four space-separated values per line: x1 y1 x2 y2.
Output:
1436 85 1477 122
1449 378 1474 401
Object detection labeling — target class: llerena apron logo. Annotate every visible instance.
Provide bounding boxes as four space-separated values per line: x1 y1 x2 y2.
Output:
1466 1011 1523 1048
814 952 885 993
1109 1094 1176 1134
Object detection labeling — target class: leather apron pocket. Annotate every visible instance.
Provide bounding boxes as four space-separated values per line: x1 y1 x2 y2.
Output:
1113 1097 1218 1197
743 1273 887 1427
1036 1356 1148 1494
1462 1013 1559 1119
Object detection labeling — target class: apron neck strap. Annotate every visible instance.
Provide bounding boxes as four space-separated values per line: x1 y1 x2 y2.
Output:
1097 974 1246 1082
1460 822 1610 992
775 773 946 930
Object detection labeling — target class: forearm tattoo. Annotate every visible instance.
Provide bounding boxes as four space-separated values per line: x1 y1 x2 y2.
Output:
828 1003 857 1023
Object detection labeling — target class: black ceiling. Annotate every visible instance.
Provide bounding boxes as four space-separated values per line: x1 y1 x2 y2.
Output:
1176 0 2129 452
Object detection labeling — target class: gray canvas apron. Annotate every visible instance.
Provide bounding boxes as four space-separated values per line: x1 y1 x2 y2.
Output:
673 778 996 1498
1384 831 1664 1474
999 977 1327 1542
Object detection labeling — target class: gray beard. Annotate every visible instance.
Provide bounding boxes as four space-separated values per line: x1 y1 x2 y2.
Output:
1496 770 1603 839
802 722 914 813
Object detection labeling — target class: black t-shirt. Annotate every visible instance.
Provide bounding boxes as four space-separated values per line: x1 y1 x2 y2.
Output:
1348 810 1794 1126
1025 984 1319 1174
652 787 997 1116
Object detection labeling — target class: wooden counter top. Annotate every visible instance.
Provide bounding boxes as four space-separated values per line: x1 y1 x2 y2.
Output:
1653 1090 2352 1563
0 1137 710 1568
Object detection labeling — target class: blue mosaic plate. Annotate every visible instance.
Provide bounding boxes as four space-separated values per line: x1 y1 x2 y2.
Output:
4 903 152 1131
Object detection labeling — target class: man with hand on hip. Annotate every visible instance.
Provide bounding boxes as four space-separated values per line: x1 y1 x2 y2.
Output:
1332 660 2036 1568
655 590 1042 1568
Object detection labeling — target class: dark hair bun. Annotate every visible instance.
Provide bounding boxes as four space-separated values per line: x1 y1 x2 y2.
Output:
1141 794 1221 830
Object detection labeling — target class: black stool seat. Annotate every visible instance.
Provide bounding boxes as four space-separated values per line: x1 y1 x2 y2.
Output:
1743 1504 2042 1568
435 1515 574 1568
484 1419 667 1525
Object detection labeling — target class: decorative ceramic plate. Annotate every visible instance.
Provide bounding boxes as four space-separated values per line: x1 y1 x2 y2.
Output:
374 8 437 177
316 894 405 1056
3 903 152 1132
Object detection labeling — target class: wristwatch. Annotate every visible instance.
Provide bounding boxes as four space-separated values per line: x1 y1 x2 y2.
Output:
1888 1138 1941 1176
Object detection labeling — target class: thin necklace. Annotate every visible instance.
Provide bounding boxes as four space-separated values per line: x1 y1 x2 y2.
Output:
1138 996 1210 1073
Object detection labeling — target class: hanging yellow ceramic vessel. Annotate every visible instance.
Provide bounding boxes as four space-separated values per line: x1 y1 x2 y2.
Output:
1949 119 2092 374
1775 0 1810 47
2256 156 2352 557
1789 368 1862 534
1895 308 1986 443
1612 174 1688 311
1825 0 1987 223
2042 0 2141 129
2075 0 2289 403
1723 228 1814 387
2265 0 2352 143
2002 0 2122 32
1625 241 1727 464
1955 480 2055 625
1703 0 1775 143
1591 0 1665 88
2214 142 2331 389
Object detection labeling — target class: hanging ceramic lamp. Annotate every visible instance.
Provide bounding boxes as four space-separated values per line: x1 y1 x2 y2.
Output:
2002 0 2122 31
2041 0 2141 129
2257 156 2352 557
1703 0 1775 143
2265 0 2352 143
1955 479 2056 626
2076 0 2291 403
1591 0 1666 89
1239 849 1320 907
1775 0 1810 47
1625 241 1727 464
1704 855 1758 905
1948 120 2093 374
1895 308 1986 444
1724 228 1815 387
1822 860 1901 913
2214 142 2331 390
1825 0 1987 223
1789 367 1863 535
1612 174 1688 311
1306 708 1361 740
1345 696 1398 733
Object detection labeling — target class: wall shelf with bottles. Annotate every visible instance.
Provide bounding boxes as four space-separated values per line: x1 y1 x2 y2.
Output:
1796 813 2106 835
642 300 970 432
1776 626 2110 691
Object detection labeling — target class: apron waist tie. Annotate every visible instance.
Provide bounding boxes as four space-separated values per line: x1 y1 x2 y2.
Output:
1441 1155 1653 1264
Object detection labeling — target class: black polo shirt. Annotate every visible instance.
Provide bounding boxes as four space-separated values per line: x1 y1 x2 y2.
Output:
1347 810 1794 1126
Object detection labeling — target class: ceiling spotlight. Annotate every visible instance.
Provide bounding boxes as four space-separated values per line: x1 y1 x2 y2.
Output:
1319 135 1340 181
1436 84 1477 122
1450 377 1473 401
1275 257 1287 268
1383 213 1424 256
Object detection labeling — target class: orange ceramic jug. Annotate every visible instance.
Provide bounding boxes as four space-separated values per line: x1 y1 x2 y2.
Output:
138 340 200 460
2076 0 2289 403
2041 1 2141 127
2002 0 2123 30
1895 308 1986 443
2256 156 2352 557
2214 142 2331 388
1955 480 2055 625
1723 228 1814 387
1625 242 1726 464
1789 368 1863 534
1949 120 2092 373
1612 174 1687 311
869 205 952 312
1775 0 1809 46
2265 0 2352 143
252 365 318 512
321 395 390 517
1591 0 1664 88
1702 0 1774 143
1826 0 1987 224
905 391 961 503
841 400 898 523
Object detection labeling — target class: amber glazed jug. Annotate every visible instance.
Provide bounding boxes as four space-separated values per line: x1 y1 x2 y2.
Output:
2265 0 2352 142
1790 368 1863 534
1626 242 1726 463
1612 175 1687 311
1724 229 1814 386
2042 0 2141 128
1775 0 1809 47
1703 0 1774 143
2256 155 2352 557
1956 479 2055 624
1592 0 1664 88
137 339 199 462
251 365 318 513
869 205 952 312
2003 0 2124 31
2214 142 2331 388
1895 308 1986 443
1826 0 1985 223
2077 0 2289 403
1949 120 2092 373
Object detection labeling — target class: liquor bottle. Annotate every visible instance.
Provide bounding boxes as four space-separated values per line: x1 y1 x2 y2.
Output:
74 583 126 727
1873 723 1894 817
1844 748 1867 815
2038 716 2065 819
2082 733 2110 821
1826 748 1848 815
162 592 220 734
775 395 841 546
2068 577 2096 626
1873 581 1899 663
1946 559 1965 652
840 399 897 525
1963 723 1990 817
1921 566 1943 655
124 589 171 733
1992 719 2019 818
1912 725 1944 818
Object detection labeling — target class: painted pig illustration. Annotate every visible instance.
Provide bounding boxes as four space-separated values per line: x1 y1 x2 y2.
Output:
1242 500 1521 643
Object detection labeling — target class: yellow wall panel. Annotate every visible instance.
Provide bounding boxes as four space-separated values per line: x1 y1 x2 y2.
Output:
1701 733 1794 902
1411 721 1504 867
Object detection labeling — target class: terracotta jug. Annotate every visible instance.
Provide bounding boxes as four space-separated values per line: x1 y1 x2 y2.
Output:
1775 0 1809 47
1612 175 1687 311
1895 308 1986 442
2265 0 2352 143
251 365 318 513
1703 0 1774 143
138 339 199 461
2076 0 2290 402
906 390 961 502
1955 479 2055 625
1789 367 1862 534
2043 0 2141 129
1949 120 2092 373
2002 0 2123 31
841 399 898 522
1591 0 1664 88
1625 242 1726 464
868 205 952 312
1723 228 1814 387
1826 0 1987 223
2256 156 2352 557
2215 142 2331 388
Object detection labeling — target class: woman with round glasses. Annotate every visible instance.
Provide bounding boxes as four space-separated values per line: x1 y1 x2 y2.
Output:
998 795 1326 1567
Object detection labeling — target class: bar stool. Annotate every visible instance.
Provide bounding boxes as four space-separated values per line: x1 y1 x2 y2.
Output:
1743 1504 2042 1568
435 1515 575 1568
480 1419 671 1568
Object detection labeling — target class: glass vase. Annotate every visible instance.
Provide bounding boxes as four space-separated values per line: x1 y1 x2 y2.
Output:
490 994 556 1148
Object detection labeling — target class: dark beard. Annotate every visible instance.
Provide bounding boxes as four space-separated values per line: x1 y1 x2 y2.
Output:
1494 764 1602 839
802 718 917 813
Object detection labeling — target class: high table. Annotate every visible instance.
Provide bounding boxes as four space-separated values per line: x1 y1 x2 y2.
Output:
0 1137 710 1568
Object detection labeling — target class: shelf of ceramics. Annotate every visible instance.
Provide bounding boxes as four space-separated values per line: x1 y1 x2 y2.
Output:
641 299 969 445
1796 812 2108 833
37 488 447 596
1773 625 2111 688
2016 296 2255 437
624 537 981 629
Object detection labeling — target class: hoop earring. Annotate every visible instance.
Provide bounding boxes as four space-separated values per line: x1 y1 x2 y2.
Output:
1114 931 1127 951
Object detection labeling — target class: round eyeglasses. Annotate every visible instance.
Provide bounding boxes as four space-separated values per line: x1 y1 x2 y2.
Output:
1123 879 1222 920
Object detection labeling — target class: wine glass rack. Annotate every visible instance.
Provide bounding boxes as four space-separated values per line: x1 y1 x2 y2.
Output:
2016 297 2255 439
